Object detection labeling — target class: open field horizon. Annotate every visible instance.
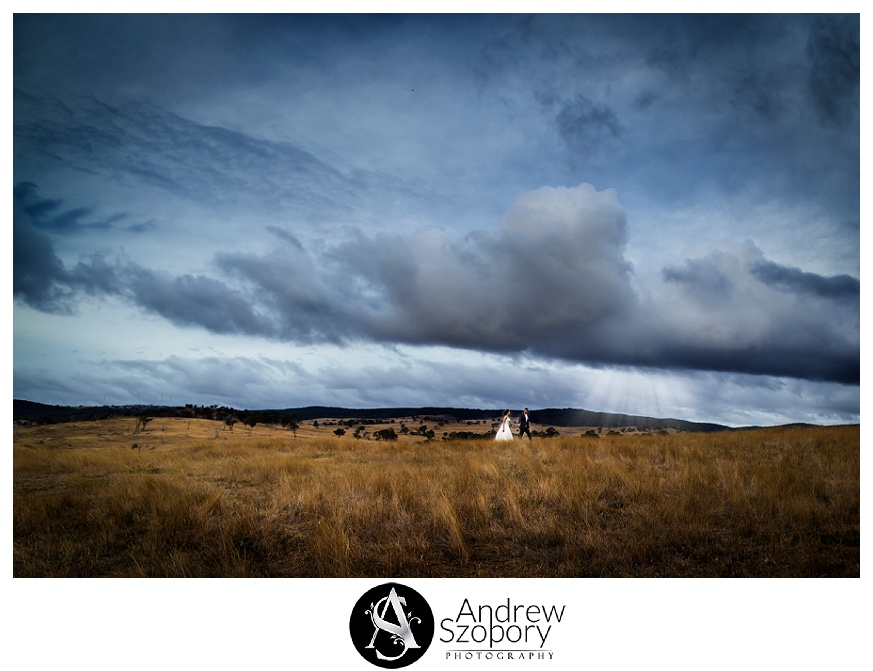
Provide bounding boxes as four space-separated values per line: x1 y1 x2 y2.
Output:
13 417 859 578
12 398 734 434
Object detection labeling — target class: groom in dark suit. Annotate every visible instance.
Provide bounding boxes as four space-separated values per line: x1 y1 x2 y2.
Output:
518 407 532 440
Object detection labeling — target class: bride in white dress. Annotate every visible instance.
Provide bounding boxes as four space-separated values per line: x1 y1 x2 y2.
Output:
495 410 514 441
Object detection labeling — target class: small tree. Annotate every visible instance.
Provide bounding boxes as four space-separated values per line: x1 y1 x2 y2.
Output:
134 417 152 434
333 428 346 437
282 415 300 437
374 428 398 442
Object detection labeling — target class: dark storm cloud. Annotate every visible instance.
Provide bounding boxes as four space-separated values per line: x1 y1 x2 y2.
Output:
749 259 860 300
215 243 347 343
14 182 63 219
318 184 636 356
654 244 858 383
14 181 119 233
13 181 270 334
13 183 134 312
122 266 270 336
17 183 855 385
13 191 72 313
278 185 857 384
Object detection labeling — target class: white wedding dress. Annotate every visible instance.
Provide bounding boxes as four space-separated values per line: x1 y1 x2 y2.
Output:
495 416 514 441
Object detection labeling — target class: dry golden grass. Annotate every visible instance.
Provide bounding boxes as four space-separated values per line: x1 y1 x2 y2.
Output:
13 418 859 577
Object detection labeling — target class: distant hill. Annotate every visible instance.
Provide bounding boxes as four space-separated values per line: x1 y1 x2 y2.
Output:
273 406 727 432
13 399 729 432
531 408 727 433
13 400 156 423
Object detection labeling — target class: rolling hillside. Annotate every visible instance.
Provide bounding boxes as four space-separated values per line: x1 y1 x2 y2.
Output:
13 399 728 432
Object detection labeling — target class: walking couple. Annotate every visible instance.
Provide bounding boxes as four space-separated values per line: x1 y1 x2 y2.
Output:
495 408 532 442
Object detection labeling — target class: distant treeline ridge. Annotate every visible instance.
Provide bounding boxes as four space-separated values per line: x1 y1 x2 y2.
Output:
13 399 729 432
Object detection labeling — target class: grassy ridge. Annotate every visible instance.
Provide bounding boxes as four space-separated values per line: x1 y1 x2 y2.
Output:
13 419 859 577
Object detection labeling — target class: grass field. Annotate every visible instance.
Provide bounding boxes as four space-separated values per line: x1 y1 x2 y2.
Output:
12 417 860 577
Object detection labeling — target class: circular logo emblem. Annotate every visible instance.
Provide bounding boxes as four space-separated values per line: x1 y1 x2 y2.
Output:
349 582 435 668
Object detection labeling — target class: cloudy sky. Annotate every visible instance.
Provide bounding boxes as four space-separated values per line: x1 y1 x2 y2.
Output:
12 12 860 426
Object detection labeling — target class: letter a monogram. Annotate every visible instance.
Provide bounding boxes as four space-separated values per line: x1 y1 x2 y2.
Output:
350 582 433 668
366 587 422 661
